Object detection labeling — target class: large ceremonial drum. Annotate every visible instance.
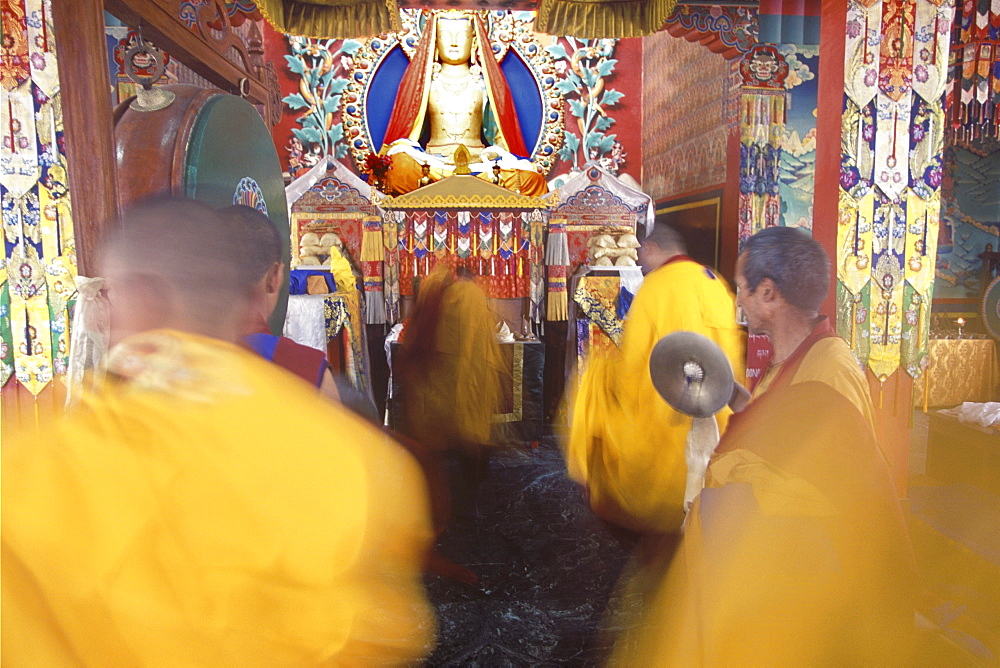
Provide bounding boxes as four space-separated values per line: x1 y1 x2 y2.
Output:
983 276 1000 340
114 84 289 332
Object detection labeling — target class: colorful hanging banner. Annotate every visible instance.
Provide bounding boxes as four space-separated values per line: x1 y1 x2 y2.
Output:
1 0 77 396
838 0 954 382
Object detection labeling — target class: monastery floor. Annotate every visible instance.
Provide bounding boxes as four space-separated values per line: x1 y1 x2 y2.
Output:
423 438 634 666
422 418 1000 666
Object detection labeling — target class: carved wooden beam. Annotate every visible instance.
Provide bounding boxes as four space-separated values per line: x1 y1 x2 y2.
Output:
52 0 120 275
104 0 270 106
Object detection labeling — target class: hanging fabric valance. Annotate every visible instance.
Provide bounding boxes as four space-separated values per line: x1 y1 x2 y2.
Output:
534 0 678 38
947 1 1000 142
256 0 402 39
757 0 821 46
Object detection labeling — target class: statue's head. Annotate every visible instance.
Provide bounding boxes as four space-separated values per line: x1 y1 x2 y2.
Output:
435 13 475 66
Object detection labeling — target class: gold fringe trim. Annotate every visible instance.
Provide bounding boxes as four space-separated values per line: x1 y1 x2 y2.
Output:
256 0 401 39
360 228 384 262
547 291 568 321
535 0 679 38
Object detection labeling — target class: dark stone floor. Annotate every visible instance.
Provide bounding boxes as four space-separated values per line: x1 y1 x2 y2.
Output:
424 440 634 666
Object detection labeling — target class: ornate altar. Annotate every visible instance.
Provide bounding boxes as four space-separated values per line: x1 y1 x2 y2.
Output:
377 174 547 329
288 159 378 270
541 164 652 374
283 159 378 394
542 163 653 271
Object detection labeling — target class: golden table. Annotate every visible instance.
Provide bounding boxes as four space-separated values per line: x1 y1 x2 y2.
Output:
916 338 1000 409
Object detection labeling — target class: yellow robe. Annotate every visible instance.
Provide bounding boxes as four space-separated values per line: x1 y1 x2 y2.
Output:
753 335 876 429
565 258 745 534
3 330 435 665
398 268 506 451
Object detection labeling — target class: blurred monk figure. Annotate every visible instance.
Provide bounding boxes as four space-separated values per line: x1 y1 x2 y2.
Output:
396 263 506 522
612 226 917 665
2 198 435 664
220 204 379 421
564 224 745 537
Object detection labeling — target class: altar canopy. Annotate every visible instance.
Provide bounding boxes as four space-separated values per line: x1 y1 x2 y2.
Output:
543 163 653 266
542 164 652 321
379 175 546 324
286 158 388 322
284 159 376 392
287 158 378 266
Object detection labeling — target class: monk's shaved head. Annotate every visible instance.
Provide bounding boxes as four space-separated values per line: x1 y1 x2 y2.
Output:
99 197 251 344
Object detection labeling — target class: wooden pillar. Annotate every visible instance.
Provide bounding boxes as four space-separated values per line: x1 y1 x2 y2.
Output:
51 0 119 276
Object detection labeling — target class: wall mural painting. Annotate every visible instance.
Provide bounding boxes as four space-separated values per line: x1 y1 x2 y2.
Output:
777 44 818 232
641 29 730 201
935 144 1000 301
735 40 819 244
1 0 76 395
837 0 954 382
277 10 638 185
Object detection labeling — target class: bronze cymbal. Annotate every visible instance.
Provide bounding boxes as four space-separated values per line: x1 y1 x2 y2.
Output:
649 331 735 418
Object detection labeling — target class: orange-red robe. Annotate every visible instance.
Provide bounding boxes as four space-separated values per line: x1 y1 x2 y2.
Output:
612 320 917 665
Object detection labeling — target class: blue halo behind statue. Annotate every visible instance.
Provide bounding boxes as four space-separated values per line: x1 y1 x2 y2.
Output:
500 49 543 157
365 44 542 157
367 46 409 153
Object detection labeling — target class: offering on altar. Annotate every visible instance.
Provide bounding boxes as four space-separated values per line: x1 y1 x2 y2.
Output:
296 224 348 267
588 227 640 266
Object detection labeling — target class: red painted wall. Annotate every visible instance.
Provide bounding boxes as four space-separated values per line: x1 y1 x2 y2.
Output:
263 22 301 177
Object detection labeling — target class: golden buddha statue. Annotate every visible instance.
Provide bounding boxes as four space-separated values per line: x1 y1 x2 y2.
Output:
425 15 487 161
380 11 546 196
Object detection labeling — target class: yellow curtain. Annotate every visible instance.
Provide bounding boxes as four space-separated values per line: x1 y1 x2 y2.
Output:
535 0 679 38
256 0 402 39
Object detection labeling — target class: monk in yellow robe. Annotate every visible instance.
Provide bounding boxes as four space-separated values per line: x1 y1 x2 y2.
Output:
396 263 506 454
2 199 435 665
565 225 745 536
612 226 916 665
394 265 507 529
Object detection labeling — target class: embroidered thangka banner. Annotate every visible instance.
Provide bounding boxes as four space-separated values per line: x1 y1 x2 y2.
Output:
1 0 77 395
838 0 953 381
737 45 789 245
947 0 1000 141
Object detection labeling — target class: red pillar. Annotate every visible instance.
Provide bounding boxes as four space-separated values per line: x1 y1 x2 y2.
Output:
814 0 847 322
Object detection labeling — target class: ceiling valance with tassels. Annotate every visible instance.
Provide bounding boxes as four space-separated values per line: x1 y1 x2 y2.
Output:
535 0 678 39
255 0 403 39
257 0 680 38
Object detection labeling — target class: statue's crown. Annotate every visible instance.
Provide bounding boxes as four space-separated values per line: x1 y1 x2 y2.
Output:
437 9 474 20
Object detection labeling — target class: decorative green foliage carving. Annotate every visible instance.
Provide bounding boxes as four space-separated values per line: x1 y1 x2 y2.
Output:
282 37 362 169
545 37 626 173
